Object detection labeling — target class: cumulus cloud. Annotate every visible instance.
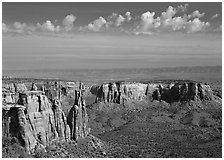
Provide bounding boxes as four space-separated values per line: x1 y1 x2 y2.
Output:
37 20 60 32
105 12 132 28
190 10 205 18
2 4 217 35
62 14 76 31
2 21 36 34
87 16 107 32
140 11 156 31
134 5 211 34
186 18 210 33
211 14 219 19
161 6 177 20
125 11 132 21
115 15 125 26
85 11 132 31
170 17 187 31
13 22 27 33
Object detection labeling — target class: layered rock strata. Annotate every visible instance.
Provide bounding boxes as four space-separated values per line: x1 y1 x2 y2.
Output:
2 81 88 154
91 81 215 104
3 91 71 154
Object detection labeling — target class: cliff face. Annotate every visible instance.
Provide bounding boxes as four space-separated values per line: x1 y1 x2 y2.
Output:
92 82 148 104
67 90 89 141
91 81 215 104
149 82 214 103
2 81 89 154
3 91 70 154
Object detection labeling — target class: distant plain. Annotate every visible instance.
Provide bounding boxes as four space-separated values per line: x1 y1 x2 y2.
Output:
3 65 221 87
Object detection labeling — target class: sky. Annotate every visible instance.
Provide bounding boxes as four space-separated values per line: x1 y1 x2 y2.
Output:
2 2 222 71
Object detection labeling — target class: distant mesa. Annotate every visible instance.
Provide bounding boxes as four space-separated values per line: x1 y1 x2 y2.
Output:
91 81 218 104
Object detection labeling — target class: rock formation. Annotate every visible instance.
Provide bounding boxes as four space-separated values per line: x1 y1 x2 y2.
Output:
91 81 215 104
2 81 88 154
92 82 148 104
67 90 89 141
2 90 71 154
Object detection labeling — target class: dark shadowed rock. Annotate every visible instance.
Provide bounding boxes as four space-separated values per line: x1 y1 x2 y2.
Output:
67 90 89 141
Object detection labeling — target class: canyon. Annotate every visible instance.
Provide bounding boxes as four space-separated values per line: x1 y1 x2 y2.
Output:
2 77 222 158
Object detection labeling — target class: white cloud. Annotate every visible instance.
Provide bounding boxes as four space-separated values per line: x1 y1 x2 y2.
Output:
37 20 60 32
125 11 132 22
161 6 176 20
13 22 27 33
171 17 187 31
211 14 219 19
62 14 76 31
191 10 205 18
105 12 132 28
115 15 125 26
134 5 210 34
159 6 178 29
140 11 155 31
154 17 161 28
2 4 217 35
87 16 107 32
186 18 210 33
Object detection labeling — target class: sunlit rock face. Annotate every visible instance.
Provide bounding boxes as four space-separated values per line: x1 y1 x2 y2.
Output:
91 82 148 104
91 81 215 104
2 81 89 154
2 91 70 154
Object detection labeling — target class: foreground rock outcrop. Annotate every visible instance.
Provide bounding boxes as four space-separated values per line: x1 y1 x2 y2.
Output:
91 81 216 104
3 91 71 153
67 90 89 141
2 81 89 154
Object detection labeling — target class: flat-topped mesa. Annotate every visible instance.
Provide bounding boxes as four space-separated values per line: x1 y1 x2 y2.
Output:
91 81 215 104
150 82 214 103
91 82 148 104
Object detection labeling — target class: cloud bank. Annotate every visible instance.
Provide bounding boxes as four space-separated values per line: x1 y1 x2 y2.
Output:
2 4 221 36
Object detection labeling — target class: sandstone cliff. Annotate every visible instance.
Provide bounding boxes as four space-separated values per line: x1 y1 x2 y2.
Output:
2 81 88 154
91 81 216 104
67 90 89 141
3 91 70 154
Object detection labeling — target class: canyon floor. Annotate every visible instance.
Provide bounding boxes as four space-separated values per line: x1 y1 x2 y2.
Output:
2 66 222 158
